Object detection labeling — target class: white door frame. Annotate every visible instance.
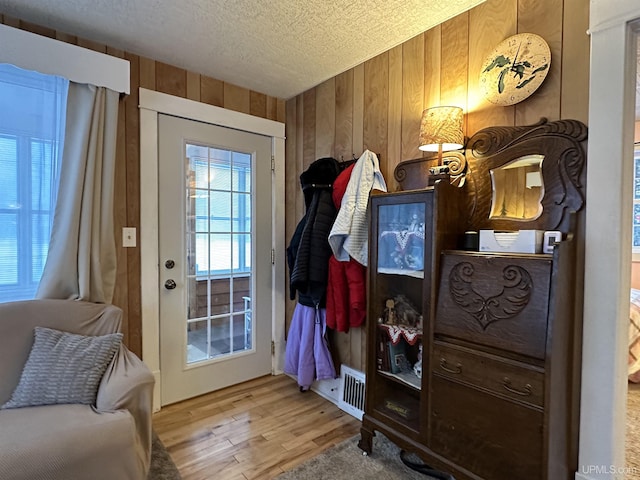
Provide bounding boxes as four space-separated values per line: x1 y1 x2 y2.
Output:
139 88 286 411
580 2 640 479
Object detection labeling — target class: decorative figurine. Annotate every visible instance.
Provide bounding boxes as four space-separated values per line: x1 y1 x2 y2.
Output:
384 299 396 325
393 294 420 327
413 344 423 379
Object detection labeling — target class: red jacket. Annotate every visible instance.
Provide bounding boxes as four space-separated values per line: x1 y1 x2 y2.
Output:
326 164 367 332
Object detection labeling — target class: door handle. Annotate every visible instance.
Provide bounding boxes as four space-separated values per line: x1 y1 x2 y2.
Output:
164 279 177 290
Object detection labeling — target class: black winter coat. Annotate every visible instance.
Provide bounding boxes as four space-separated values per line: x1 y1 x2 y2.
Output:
287 157 341 307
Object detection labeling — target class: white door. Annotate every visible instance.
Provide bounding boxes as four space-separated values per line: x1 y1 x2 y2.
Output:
158 113 273 406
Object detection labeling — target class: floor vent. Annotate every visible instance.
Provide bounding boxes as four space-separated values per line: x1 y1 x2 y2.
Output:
338 365 366 420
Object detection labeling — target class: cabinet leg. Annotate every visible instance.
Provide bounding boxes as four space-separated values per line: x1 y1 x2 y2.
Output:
358 426 374 455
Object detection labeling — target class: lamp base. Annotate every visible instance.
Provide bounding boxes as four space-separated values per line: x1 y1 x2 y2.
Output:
393 153 466 191
429 165 450 176
427 173 450 186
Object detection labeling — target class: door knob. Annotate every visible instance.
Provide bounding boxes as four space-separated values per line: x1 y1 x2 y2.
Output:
164 279 177 290
165 259 175 269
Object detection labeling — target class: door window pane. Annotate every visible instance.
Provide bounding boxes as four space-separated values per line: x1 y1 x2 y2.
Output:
232 152 251 193
232 192 251 233
233 234 251 272
185 143 254 364
187 319 209 363
209 233 232 273
209 191 231 233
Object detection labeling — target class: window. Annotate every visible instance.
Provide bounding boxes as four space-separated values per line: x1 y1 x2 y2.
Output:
634 145 640 255
0 64 68 303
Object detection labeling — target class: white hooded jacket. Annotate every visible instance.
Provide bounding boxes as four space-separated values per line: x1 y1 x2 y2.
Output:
328 150 387 266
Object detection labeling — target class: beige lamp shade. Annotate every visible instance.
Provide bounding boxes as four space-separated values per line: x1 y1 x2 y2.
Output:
419 106 464 152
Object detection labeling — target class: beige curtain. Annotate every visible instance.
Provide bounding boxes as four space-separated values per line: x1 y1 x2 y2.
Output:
36 83 119 304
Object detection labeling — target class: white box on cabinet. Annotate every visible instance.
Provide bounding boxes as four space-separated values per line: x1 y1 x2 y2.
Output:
479 229 544 254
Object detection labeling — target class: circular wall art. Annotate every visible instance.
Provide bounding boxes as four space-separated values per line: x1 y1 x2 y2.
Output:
479 33 551 106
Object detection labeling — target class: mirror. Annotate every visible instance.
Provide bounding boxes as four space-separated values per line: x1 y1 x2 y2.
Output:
489 154 544 221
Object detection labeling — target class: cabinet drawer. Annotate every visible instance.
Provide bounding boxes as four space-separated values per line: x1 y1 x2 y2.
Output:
435 253 552 359
430 375 543 480
432 341 544 407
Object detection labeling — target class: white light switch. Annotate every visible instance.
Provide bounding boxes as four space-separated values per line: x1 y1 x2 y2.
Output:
122 227 137 247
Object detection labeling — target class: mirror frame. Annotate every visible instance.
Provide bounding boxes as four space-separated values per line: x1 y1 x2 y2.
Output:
463 118 588 234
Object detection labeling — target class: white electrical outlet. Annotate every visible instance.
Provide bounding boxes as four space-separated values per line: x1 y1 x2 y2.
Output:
122 227 137 247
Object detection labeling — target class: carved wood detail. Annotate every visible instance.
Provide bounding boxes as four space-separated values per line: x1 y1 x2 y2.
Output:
393 118 587 234
464 118 587 233
448 262 533 330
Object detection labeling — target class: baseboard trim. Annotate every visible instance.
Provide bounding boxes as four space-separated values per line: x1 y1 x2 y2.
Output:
310 377 341 404
284 373 341 405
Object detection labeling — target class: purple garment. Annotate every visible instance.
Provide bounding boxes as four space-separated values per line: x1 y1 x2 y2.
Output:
284 303 337 390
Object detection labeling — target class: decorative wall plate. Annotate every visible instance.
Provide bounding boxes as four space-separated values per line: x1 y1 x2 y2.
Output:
479 33 551 106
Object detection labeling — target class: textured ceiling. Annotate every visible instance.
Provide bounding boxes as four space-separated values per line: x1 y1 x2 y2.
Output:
0 0 485 99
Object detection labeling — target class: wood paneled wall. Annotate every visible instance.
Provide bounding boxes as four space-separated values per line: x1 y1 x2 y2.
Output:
2 0 590 369
285 0 590 372
1 15 286 357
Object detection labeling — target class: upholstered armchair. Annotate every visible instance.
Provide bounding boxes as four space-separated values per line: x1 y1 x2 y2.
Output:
0 299 154 480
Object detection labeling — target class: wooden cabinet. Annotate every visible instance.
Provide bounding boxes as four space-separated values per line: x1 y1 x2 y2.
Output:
359 119 587 480
362 189 432 441
430 252 558 480
358 181 466 458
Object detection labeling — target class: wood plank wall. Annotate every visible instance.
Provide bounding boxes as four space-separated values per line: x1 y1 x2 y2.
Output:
285 0 589 372
1 14 286 357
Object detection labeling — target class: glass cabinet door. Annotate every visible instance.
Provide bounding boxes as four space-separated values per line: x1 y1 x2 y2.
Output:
368 192 432 435
377 202 426 277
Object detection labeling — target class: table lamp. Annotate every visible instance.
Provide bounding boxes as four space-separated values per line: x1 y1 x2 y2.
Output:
418 106 464 166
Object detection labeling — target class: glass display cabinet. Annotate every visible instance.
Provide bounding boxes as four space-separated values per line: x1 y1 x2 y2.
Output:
359 182 465 452
369 193 427 435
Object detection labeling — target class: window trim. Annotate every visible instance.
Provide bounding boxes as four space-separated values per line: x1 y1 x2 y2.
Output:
0 24 129 94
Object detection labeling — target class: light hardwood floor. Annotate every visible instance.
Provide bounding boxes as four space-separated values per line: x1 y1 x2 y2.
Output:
153 374 361 480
